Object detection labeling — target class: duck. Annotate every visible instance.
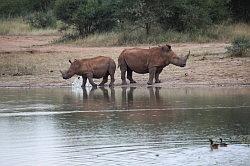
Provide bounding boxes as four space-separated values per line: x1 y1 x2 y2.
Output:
209 139 219 149
219 138 228 147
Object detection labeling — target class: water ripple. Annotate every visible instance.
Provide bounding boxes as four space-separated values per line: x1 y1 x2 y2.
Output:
0 105 249 117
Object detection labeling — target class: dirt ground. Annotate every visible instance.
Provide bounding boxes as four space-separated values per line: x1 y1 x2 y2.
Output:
0 35 249 88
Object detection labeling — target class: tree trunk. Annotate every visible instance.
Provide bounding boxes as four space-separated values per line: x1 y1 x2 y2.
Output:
145 23 150 35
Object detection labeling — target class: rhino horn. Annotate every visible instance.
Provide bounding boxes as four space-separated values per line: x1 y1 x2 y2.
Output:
185 50 190 60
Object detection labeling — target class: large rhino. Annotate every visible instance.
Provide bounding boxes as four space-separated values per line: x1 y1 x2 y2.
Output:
60 56 116 87
118 44 190 85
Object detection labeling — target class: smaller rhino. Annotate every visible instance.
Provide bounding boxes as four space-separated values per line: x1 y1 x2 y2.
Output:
60 56 116 87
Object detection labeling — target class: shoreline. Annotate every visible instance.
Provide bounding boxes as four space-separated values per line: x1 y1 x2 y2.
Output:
0 82 249 89
0 35 249 89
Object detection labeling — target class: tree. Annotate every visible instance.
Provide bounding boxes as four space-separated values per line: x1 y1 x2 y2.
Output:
155 0 211 32
118 0 158 35
54 0 81 24
54 0 117 36
0 0 55 17
230 0 250 22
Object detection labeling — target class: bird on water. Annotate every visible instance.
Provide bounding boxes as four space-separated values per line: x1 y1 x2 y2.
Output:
219 138 228 147
209 139 219 149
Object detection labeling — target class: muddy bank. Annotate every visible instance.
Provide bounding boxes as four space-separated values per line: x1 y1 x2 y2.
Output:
0 35 249 88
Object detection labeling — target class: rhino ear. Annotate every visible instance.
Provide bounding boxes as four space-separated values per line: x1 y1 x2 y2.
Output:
69 60 72 64
162 45 170 52
166 44 171 50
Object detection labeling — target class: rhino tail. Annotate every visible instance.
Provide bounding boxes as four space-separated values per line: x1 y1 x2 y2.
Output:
118 50 127 69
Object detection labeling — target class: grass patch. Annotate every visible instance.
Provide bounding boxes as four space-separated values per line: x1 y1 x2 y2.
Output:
56 32 120 46
2 18 249 46
226 36 250 57
0 63 36 76
59 23 250 46
0 18 58 35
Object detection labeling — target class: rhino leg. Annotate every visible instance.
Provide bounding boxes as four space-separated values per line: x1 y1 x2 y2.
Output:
155 68 163 83
89 86 97 98
82 87 88 99
127 68 136 84
109 65 115 87
120 67 127 85
109 76 115 87
99 73 108 86
81 76 87 87
147 67 156 85
155 87 161 100
148 87 155 100
87 73 97 87
99 87 109 99
110 87 115 101
121 87 127 104
119 58 127 85
128 87 136 102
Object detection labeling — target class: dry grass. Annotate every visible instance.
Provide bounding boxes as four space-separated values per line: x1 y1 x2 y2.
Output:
208 23 250 42
228 23 250 37
63 23 250 46
1 18 249 44
0 18 58 35
72 32 119 47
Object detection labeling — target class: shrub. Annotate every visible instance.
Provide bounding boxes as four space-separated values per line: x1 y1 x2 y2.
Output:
0 18 58 35
54 0 81 24
226 36 250 57
0 0 56 17
54 0 117 36
26 11 56 28
73 0 116 36
156 1 212 32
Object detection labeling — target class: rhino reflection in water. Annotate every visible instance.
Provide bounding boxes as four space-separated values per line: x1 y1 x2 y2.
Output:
83 87 115 110
118 44 190 85
121 87 163 109
62 87 116 111
82 86 115 101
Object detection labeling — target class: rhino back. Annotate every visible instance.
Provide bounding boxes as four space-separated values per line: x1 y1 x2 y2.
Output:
121 48 167 73
121 48 149 73
79 56 112 78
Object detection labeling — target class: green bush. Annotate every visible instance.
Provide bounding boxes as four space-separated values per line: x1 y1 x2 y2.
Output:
54 0 117 36
26 11 56 28
226 36 250 57
0 0 55 17
54 0 81 24
117 0 229 33
73 0 116 36
156 1 214 32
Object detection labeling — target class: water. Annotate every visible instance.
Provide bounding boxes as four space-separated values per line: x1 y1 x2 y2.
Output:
0 86 250 166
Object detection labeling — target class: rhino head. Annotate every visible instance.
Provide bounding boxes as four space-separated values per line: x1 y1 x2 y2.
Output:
60 59 80 79
170 50 190 67
165 46 190 67
160 44 190 67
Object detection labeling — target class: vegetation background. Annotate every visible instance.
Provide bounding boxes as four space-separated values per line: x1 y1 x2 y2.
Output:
0 0 249 85
0 0 249 49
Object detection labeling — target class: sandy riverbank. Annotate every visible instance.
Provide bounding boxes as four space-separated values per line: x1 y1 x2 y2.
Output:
0 35 249 88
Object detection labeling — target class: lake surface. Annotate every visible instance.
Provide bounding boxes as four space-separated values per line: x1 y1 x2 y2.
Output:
0 86 250 166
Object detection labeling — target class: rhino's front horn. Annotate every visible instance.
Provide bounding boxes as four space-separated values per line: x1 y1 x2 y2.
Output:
185 50 190 59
